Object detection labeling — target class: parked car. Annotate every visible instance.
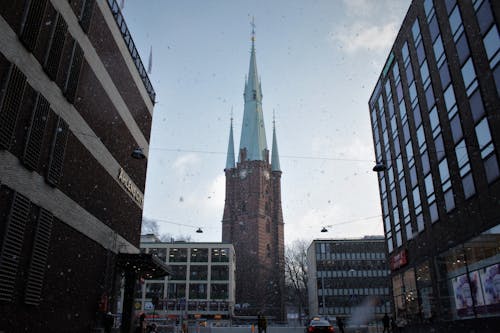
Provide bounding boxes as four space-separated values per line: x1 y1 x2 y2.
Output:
305 319 334 333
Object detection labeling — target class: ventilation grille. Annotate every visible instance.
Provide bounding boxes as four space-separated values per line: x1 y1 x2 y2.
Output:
20 0 48 52
0 193 31 302
23 94 50 171
64 42 84 103
44 14 68 81
0 65 27 150
46 117 69 186
79 0 95 33
24 208 53 306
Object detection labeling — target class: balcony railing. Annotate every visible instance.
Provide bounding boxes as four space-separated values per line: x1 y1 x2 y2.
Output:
106 0 156 103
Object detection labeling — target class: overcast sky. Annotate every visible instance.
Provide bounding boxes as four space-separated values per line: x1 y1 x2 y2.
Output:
122 0 411 244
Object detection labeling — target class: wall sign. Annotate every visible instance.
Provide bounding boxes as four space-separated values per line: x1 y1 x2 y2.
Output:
118 168 144 207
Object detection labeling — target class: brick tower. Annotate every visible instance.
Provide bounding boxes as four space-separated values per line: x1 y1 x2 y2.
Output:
222 31 285 321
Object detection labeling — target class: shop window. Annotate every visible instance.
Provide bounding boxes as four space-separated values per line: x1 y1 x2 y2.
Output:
436 225 500 320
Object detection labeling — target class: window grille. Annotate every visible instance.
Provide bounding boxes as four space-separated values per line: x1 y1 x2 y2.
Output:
20 0 48 51
0 65 27 150
24 209 54 306
44 14 68 81
0 192 31 302
23 94 51 171
46 117 69 186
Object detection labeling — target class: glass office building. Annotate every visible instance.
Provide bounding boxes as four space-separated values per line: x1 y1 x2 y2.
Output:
369 0 500 331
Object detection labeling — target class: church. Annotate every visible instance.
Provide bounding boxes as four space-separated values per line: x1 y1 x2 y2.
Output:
222 31 286 321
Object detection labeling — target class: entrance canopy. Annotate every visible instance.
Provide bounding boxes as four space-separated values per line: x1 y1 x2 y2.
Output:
117 253 170 279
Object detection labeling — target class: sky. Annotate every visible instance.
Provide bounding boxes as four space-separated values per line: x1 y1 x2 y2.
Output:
121 0 412 244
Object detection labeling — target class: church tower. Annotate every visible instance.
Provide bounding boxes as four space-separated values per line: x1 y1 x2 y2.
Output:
222 29 285 321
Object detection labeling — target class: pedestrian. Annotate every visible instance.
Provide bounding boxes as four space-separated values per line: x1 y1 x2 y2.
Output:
104 312 114 333
336 317 345 333
257 314 267 333
382 313 390 333
139 313 146 333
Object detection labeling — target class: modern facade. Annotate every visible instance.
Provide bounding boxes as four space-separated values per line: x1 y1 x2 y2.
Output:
369 0 500 331
0 1 167 332
307 237 391 322
222 31 286 320
138 236 236 321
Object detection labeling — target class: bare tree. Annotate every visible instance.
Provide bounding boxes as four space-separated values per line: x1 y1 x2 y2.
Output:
142 217 160 235
142 217 193 242
285 239 309 323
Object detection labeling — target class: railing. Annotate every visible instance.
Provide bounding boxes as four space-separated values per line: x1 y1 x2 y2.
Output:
106 0 156 104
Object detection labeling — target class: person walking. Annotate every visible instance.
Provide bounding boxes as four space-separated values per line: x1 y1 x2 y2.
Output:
336 317 345 333
257 314 267 333
382 313 390 333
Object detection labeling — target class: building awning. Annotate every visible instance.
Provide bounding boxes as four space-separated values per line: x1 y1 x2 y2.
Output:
117 253 171 279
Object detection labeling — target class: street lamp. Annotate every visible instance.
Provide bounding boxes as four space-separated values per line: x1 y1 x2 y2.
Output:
196 228 203 233
131 147 146 159
372 162 387 172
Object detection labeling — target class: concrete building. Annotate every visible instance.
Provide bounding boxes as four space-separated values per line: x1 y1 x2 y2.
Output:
369 0 500 331
0 1 167 332
307 237 390 323
139 236 236 321
222 29 285 320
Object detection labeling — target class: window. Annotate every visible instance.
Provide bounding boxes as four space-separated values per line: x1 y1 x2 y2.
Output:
420 61 430 89
424 0 435 21
402 42 410 67
476 0 494 35
428 15 440 42
469 89 485 123
413 186 422 215
429 106 440 137
190 265 208 280
211 248 230 262
170 265 187 280
435 134 445 160
483 25 500 68
455 34 470 67
413 104 422 128
433 36 446 68
412 19 422 46
169 248 188 262
191 248 208 262
449 5 464 41
439 159 455 211
443 85 457 118
211 265 229 280
455 140 476 198
189 283 207 299
439 61 451 88
450 114 463 143
475 118 499 183
461 58 478 97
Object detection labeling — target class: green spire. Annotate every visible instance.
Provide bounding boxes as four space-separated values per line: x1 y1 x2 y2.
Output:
239 21 268 162
225 114 235 169
271 112 281 171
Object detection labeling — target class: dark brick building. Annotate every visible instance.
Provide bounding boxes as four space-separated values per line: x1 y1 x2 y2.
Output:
222 34 286 321
369 0 500 331
0 1 167 332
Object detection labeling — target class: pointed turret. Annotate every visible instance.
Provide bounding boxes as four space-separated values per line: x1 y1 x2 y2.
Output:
271 115 281 172
239 26 267 162
225 116 235 170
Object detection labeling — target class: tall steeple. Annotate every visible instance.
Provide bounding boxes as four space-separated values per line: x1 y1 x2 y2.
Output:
271 112 281 171
239 21 268 162
225 114 235 170
222 21 286 321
